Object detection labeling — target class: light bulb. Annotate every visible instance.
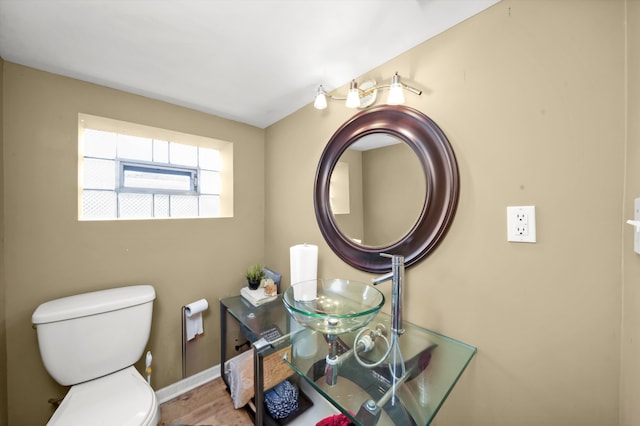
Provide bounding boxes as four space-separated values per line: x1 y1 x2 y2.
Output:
345 80 360 108
314 86 327 110
387 73 405 105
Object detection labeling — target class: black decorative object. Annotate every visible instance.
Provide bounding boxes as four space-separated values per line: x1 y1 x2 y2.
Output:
264 380 299 420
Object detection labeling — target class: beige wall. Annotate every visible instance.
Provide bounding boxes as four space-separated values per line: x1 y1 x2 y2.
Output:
266 1 626 424
0 57 7 426
622 0 640 424
2 1 639 425
3 63 265 425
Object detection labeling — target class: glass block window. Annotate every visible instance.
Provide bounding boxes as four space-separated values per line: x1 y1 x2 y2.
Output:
79 114 233 221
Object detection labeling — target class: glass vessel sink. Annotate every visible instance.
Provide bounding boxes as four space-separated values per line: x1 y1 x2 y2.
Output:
283 278 385 335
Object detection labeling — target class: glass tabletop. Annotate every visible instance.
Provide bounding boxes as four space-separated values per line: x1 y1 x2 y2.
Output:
221 295 476 426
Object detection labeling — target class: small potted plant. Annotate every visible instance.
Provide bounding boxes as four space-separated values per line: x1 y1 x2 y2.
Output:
245 263 265 290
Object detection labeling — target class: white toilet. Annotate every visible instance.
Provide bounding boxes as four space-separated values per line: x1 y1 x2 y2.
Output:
32 285 160 426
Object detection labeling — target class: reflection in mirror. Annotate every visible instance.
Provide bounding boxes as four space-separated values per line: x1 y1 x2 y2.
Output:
331 134 426 248
330 162 351 215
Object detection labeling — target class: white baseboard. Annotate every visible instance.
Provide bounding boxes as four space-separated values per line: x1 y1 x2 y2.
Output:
155 364 221 404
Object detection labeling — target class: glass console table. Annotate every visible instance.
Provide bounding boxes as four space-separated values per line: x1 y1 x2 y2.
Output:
220 295 476 426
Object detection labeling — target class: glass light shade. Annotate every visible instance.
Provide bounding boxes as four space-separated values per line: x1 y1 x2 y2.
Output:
387 73 405 105
314 92 327 110
387 84 404 105
345 90 360 108
345 80 360 108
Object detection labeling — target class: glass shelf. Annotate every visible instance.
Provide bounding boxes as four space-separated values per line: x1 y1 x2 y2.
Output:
220 295 476 426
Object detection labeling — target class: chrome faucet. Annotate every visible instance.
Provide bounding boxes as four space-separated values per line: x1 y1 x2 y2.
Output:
372 253 405 335
367 253 407 417
324 253 406 388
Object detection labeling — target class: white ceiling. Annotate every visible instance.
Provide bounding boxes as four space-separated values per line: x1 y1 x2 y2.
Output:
0 0 499 128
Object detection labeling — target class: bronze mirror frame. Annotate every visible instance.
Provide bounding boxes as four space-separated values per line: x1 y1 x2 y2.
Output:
314 105 460 273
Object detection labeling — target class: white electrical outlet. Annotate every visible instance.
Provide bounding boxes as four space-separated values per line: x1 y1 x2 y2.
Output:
507 206 536 243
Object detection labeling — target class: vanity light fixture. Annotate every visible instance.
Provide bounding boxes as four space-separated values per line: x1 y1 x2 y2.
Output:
314 85 328 109
387 73 405 105
345 80 361 108
314 72 421 110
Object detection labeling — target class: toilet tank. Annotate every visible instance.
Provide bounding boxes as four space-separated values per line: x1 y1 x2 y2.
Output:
32 285 156 386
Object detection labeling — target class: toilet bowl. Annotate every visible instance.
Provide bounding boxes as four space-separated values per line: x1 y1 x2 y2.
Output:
48 367 159 426
32 285 159 425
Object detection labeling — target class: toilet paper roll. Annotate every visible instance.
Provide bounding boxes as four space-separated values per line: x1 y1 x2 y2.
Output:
185 299 208 341
290 244 318 301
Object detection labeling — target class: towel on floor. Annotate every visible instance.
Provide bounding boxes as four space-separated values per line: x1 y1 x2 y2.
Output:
224 350 254 409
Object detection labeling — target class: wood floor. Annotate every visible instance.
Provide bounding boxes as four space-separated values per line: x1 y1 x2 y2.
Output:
159 377 253 426
158 375 340 426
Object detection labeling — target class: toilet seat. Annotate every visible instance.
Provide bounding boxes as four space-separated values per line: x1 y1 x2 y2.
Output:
47 366 159 426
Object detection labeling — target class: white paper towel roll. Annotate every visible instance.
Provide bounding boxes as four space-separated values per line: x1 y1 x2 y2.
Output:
185 299 208 341
290 244 318 301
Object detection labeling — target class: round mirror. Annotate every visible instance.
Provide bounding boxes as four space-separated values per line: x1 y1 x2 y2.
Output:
314 105 459 273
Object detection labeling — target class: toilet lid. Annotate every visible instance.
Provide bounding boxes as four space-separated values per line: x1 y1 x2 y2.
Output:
47 366 158 426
